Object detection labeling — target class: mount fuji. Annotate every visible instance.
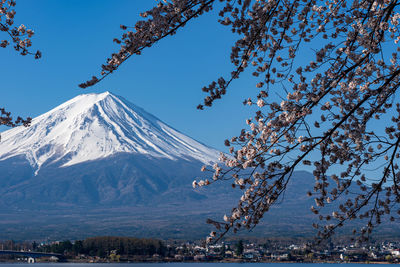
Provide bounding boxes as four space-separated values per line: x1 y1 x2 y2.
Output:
0 91 219 174
0 92 222 208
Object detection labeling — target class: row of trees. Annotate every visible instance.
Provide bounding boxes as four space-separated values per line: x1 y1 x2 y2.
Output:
0 240 32 251
38 236 166 258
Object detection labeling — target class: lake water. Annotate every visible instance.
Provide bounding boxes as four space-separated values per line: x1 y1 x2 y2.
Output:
0 263 397 267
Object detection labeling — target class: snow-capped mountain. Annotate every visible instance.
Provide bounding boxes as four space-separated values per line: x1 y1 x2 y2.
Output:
0 91 219 175
0 92 221 207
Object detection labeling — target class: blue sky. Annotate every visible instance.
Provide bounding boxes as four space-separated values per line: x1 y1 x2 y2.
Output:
1 0 263 151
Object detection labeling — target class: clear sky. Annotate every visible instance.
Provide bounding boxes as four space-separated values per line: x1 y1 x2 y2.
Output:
1 0 263 151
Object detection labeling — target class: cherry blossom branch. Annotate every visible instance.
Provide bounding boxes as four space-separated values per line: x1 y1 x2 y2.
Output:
79 0 215 88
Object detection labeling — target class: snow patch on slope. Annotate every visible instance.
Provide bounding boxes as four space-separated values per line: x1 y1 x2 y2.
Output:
0 92 219 173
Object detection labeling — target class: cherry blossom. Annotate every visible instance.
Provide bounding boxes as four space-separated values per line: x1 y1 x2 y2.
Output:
0 0 41 58
82 0 400 244
0 0 37 130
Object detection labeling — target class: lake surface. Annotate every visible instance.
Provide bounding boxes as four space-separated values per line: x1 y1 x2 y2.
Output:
0 263 397 267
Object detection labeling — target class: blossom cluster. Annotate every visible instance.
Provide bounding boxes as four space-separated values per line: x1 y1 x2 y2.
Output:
0 107 31 127
0 0 35 130
0 0 40 58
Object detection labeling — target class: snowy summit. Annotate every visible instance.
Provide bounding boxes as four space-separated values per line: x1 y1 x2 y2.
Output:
0 91 219 174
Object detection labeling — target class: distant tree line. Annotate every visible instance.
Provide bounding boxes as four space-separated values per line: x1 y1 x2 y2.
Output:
0 240 32 251
38 236 166 257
